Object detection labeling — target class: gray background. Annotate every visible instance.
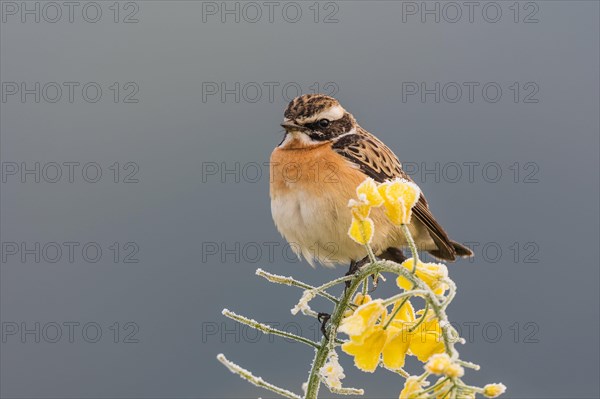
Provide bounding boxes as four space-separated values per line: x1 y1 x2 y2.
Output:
1 1 599 398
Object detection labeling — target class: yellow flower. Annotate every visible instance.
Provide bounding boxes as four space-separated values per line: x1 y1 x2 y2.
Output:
348 216 374 245
381 326 411 369
399 376 425 399
347 178 386 245
339 299 385 338
341 300 411 371
341 299 446 372
348 178 384 221
444 363 465 378
353 293 372 306
378 178 420 225
357 178 384 207
397 258 449 295
424 353 464 378
386 298 416 329
381 300 415 369
344 293 372 317
408 311 446 362
349 197 371 220
319 352 345 389
341 327 387 372
425 353 451 375
483 383 507 398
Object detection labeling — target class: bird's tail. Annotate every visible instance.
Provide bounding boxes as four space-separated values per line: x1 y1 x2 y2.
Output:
451 241 474 257
427 240 474 262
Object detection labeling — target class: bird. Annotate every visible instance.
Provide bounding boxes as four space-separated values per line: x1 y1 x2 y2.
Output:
269 94 473 270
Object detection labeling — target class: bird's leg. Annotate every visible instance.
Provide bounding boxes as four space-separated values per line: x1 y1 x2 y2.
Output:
343 248 408 293
371 273 380 292
321 256 376 338
317 312 331 339
370 247 408 291
344 260 358 290
344 257 370 290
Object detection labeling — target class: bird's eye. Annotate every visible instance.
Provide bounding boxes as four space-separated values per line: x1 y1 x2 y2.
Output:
318 119 330 128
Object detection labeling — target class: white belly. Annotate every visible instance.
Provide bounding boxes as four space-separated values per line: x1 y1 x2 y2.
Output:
271 191 366 267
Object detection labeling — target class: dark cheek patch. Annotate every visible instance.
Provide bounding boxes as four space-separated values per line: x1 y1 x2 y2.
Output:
333 114 353 133
306 114 353 141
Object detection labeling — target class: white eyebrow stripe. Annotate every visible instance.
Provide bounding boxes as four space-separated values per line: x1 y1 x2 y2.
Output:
296 105 345 124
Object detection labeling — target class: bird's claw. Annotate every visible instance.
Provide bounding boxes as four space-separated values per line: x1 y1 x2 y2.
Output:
317 312 331 338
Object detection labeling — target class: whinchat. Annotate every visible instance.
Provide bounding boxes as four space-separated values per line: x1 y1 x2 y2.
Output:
270 94 472 268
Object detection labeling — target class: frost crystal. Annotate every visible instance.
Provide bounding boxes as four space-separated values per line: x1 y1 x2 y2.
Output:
291 290 316 315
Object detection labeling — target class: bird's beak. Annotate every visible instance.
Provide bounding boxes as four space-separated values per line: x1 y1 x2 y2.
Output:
280 121 306 131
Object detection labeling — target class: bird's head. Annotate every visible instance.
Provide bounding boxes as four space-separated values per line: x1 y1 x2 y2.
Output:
280 94 356 147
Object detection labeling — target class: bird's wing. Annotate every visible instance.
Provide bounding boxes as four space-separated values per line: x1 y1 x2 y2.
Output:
331 129 457 260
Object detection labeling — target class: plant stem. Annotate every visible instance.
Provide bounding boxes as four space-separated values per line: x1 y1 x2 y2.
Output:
256 269 339 304
304 265 373 399
456 359 480 370
217 354 301 399
305 258 460 398
313 274 357 293
365 243 377 264
383 290 428 306
419 376 450 395
408 301 429 332
401 224 420 269
222 309 320 349
382 296 410 330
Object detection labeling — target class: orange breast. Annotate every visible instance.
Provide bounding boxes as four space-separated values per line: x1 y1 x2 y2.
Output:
270 142 367 199
268 139 420 265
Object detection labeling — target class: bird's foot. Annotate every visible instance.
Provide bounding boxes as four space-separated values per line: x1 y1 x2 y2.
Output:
370 273 380 292
344 256 369 291
369 248 407 292
317 312 331 338
344 248 407 293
